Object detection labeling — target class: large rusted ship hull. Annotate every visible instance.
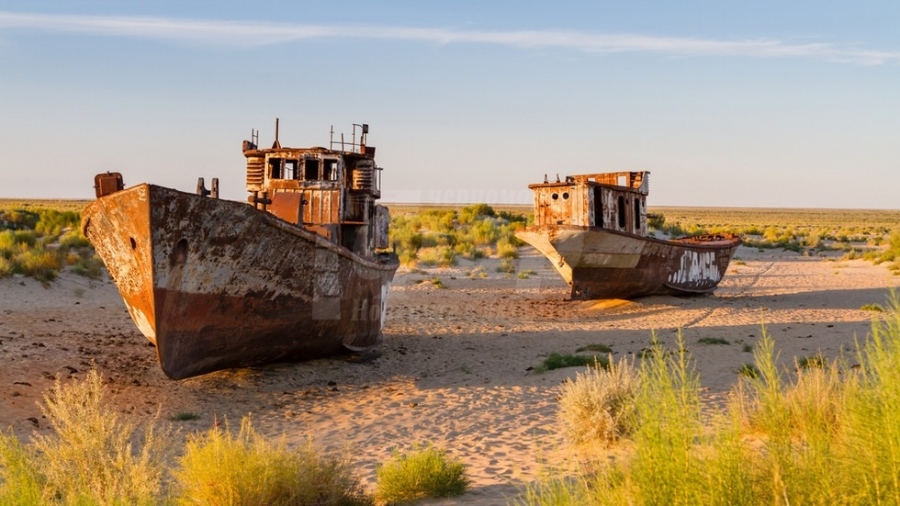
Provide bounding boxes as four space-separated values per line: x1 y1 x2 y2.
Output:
517 225 741 299
82 184 399 379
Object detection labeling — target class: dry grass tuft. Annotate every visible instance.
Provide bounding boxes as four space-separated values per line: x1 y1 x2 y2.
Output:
557 356 639 446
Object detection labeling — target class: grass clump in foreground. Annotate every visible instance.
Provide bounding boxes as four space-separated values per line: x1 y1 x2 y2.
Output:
519 294 900 505
0 371 372 505
176 416 370 506
558 357 639 446
0 369 171 505
374 444 468 504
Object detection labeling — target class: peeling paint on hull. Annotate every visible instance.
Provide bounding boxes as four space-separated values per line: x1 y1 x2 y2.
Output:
82 184 399 379
517 225 740 299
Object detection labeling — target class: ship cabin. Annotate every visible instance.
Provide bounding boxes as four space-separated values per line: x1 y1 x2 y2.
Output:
241 122 389 258
529 172 650 237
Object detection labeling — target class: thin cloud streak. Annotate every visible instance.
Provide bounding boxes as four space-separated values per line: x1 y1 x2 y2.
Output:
1 11 898 65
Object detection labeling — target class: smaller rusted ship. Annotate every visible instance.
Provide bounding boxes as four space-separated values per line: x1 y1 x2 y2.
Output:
82 121 399 379
516 172 741 299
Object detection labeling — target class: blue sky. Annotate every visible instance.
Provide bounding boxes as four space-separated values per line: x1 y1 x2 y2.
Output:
1 1 898 208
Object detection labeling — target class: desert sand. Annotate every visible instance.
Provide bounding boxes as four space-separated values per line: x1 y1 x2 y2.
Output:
2 245 899 504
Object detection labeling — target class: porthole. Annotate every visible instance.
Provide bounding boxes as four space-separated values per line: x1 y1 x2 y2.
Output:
562 192 569 200
551 193 559 200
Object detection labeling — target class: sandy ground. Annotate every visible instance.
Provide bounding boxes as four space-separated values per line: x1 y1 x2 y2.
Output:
2 245 899 504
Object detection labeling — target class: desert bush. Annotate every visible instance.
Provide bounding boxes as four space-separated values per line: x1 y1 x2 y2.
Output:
0 257 12 277
0 206 101 281
374 444 468 504
496 237 519 259
647 213 665 230
0 431 44 505
169 412 200 422
795 353 827 370
697 337 730 345
539 353 609 372
625 334 712 505
15 249 60 282
838 294 900 503
0 209 41 230
58 230 91 249
389 204 527 266
493 257 516 274
558 357 639 446
175 416 370 506
416 246 457 267
0 369 172 505
521 297 900 506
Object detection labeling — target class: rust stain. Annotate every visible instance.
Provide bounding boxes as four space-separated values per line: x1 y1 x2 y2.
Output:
517 171 741 299
82 121 399 379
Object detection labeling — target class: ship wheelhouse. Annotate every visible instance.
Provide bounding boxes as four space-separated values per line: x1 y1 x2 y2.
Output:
241 122 389 258
528 171 650 236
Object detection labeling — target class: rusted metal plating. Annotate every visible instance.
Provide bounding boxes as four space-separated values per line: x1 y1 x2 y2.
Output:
517 171 741 299
82 122 398 379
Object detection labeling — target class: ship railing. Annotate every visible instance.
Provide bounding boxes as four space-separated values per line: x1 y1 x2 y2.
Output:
329 123 370 154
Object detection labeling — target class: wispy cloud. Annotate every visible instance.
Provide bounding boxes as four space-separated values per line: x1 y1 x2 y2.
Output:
1 11 897 66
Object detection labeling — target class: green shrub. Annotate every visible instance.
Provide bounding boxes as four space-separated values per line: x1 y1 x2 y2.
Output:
417 246 457 267
3 369 172 505
0 257 12 277
626 334 712 505
374 444 468 503
697 337 730 345
0 431 44 505
175 416 370 505
517 269 537 279
539 353 609 372
497 257 517 274
796 353 827 370
169 412 200 422
496 237 519 259
58 230 91 249
558 357 639 446
647 213 665 230
16 249 60 282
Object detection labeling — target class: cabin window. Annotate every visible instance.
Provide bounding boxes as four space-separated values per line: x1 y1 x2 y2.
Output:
324 159 339 180
593 187 603 228
617 175 627 187
634 198 641 230
551 193 559 200
269 158 283 179
284 159 299 180
617 195 626 229
562 192 569 200
304 158 319 180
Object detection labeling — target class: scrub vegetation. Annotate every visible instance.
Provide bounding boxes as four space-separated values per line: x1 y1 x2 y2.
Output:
519 296 900 505
649 207 900 271
388 203 530 267
0 201 101 282
374 444 469 504
5 201 900 282
0 370 464 505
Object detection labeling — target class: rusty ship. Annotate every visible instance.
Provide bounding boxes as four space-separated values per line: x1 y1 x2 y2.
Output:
82 122 399 379
516 172 741 299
